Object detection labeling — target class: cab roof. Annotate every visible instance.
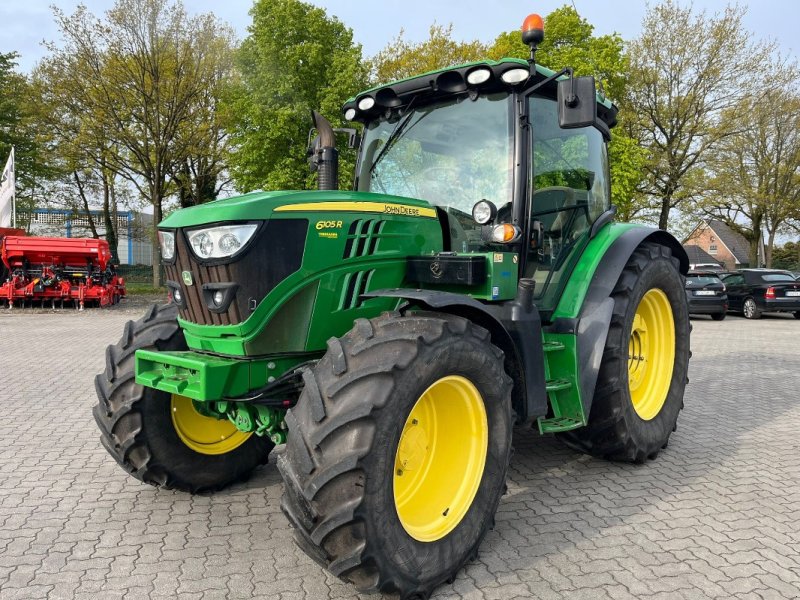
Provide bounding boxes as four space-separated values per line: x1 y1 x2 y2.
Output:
343 58 617 129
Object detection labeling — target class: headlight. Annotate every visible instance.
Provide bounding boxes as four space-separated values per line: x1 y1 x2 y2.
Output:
158 230 175 261
186 224 258 260
501 68 530 85
472 200 497 225
357 96 375 111
467 67 492 85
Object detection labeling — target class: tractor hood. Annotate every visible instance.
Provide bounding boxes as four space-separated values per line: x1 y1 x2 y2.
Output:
157 187 444 358
159 190 437 229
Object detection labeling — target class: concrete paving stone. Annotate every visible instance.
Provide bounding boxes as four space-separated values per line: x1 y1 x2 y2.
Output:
2 309 800 599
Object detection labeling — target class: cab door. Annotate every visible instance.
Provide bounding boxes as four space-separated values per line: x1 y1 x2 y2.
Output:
525 94 611 313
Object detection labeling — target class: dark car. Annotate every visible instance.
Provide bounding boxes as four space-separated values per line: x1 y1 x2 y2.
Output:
720 269 800 319
685 271 728 320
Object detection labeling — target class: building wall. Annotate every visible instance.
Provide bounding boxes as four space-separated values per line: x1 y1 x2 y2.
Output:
685 224 740 270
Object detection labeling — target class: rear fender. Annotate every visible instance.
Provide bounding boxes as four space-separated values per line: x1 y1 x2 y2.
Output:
551 226 689 416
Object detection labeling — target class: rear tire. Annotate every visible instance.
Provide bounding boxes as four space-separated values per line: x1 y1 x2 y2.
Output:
743 297 761 319
93 303 273 492
278 312 512 598
710 312 726 321
793 311 800 320
560 243 690 462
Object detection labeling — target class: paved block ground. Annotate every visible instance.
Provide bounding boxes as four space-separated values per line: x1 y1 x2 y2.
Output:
1 303 799 599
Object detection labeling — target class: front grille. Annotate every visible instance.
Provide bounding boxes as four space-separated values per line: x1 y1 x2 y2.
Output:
165 220 307 326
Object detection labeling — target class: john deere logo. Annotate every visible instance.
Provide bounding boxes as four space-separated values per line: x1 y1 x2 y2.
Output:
429 261 443 279
182 271 193 286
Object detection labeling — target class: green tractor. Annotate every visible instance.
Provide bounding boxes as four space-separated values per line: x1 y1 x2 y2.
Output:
94 13 689 599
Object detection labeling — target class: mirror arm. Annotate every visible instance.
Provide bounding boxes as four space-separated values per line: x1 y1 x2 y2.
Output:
333 128 361 149
525 67 571 96
566 69 578 107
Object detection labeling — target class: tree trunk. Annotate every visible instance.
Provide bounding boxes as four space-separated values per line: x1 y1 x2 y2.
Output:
102 166 120 265
658 196 670 231
152 198 162 288
178 160 192 208
765 229 777 268
73 172 100 239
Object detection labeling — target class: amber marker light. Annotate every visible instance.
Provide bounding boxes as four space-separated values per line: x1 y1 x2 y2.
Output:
491 223 521 243
521 13 544 46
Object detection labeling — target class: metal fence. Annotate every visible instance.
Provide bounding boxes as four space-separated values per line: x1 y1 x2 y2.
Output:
116 264 165 285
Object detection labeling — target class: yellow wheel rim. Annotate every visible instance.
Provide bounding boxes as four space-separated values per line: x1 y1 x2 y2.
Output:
393 376 488 542
628 288 675 421
170 394 252 455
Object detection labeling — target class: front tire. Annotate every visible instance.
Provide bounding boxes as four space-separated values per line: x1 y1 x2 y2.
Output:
560 242 690 462
278 312 512 598
93 303 273 492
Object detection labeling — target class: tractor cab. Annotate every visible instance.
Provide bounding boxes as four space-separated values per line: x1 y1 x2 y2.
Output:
343 52 617 314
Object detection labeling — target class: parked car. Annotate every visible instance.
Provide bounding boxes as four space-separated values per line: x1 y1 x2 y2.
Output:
692 263 725 272
720 269 800 319
685 271 728 320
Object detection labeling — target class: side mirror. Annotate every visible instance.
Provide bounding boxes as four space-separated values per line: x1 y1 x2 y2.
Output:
557 76 597 129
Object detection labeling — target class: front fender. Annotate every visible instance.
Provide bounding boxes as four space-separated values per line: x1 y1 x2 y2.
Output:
362 288 549 422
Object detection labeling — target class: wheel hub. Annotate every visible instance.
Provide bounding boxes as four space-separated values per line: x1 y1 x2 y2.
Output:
393 376 488 542
628 314 648 390
627 288 675 421
396 419 428 474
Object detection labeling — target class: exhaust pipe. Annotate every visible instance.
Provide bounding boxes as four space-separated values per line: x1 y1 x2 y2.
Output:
310 111 339 191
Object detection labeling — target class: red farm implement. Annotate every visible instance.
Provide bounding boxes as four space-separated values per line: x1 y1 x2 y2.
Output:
1 236 126 309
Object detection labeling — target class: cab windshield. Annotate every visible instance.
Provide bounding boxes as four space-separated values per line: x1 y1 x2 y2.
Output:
357 92 513 251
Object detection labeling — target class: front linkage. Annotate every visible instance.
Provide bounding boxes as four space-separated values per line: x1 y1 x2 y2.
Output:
135 349 317 445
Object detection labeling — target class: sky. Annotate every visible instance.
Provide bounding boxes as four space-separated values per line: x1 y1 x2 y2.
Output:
1 0 798 72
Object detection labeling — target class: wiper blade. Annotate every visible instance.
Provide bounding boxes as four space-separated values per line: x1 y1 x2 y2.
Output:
369 100 421 173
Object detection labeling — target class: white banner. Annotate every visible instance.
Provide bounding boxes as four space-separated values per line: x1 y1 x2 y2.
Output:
0 148 14 228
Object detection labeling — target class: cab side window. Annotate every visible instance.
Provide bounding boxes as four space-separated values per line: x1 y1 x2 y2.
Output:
526 95 610 308
530 96 610 238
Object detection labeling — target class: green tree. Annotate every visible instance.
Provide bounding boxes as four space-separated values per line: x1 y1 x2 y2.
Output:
49 0 236 286
224 0 367 192
32 56 124 262
0 52 55 227
699 82 800 268
772 241 800 271
488 7 626 100
169 26 237 208
626 1 774 230
369 23 486 85
488 6 643 219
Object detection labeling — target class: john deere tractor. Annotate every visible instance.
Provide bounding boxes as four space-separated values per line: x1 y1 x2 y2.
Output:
94 13 689 599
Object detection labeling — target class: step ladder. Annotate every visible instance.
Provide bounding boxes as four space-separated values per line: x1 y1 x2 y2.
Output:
536 338 585 433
